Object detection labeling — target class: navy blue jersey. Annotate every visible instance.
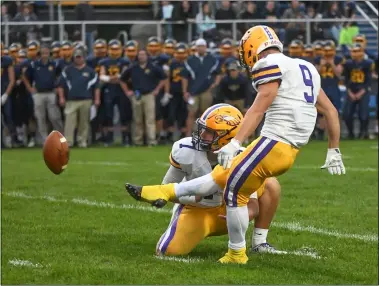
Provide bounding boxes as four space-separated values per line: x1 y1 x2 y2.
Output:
86 55 105 75
1 56 13 94
14 59 28 79
99 57 130 96
300 56 314 64
150 54 170 68
56 58 73 75
314 56 344 88
344 59 373 92
169 59 185 94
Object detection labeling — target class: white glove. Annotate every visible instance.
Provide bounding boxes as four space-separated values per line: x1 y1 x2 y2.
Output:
1 93 8 106
214 138 241 169
160 93 172 106
321 148 346 175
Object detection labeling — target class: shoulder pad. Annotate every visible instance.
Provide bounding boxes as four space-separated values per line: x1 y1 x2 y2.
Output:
170 137 197 169
251 54 283 90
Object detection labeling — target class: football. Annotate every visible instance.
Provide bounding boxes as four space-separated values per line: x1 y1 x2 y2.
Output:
43 131 69 175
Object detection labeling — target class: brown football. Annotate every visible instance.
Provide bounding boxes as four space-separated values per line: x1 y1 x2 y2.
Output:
43 131 69 175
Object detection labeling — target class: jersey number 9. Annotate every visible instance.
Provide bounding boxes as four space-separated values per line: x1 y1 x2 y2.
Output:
299 64 314 104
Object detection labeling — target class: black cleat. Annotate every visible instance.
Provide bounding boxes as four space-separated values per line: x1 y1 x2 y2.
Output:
125 183 167 208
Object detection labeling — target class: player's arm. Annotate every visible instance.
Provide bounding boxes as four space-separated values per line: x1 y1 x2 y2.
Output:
316 88 340 148
234 81 279 143
22 64 36 94
316 88 345 175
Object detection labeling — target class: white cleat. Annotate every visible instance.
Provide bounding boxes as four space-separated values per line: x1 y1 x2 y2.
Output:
251 243 282 254
27 138 36 148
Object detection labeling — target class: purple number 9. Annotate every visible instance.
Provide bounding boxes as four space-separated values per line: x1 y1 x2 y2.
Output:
299 64 314 104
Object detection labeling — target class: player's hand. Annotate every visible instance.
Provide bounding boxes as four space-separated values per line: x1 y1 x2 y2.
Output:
126 90 134 97
59 96 65 107
183 92 190 102
214 138 241 169
160 93 172 106
94 97 101 107
321 148 346 175
1 93 8 106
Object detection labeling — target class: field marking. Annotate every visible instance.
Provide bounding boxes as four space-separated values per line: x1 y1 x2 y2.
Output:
154 255 204 263
3 191 378 243
272 222 378 243
264 247 322 260
8 258 43 268
73 161 131 166
370 145 378 150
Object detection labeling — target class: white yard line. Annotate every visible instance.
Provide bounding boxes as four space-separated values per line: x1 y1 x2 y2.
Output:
73 161 131 166
154 255 204 263
370 145 378 150
263 247 322 260
8 258 44 268
3 192 378 243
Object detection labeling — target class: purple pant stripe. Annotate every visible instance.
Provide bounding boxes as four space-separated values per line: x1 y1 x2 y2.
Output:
161 204 184 254
224 137 267 205
231 139 278 207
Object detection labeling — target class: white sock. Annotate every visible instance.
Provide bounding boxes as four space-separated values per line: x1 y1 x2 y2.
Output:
226 205 248 250
252 228 269 247
174 174 220 198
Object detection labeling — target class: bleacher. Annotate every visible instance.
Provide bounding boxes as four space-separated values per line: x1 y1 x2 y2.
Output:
355 2 378 57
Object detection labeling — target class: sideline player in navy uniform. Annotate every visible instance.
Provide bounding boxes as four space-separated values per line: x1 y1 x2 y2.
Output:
288 39 303 58
124 40 138 63
343 43 374 139
165 43 189 141
99 39 131 146
51 41 61 61
302 44 314 63
1 42 16 147
314 40 343 140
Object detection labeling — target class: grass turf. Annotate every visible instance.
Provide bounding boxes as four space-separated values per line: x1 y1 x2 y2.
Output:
1 140 378 284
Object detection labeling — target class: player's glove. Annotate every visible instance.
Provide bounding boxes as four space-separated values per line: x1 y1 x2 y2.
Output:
160 93 172 106
321 148 346 175
1 93 8 106
214 138 241 169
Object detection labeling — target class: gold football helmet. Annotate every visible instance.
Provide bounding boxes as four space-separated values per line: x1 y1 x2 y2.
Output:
192 104 243 151
239 25 283 68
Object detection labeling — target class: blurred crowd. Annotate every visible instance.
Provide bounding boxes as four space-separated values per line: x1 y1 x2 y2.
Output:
1 30 377 149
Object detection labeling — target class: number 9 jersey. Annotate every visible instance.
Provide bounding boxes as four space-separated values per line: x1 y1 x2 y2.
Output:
251 53 321 148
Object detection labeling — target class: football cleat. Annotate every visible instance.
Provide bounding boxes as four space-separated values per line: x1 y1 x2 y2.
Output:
218 248 248 264
251 242 279 254
125 183 168 208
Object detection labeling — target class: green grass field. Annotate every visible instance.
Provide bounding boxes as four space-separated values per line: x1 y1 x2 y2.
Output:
1 140 378 285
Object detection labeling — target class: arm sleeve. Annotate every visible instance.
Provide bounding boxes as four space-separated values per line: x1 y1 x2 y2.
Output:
251 57 283 91
120 66 131 83
162 166 186 184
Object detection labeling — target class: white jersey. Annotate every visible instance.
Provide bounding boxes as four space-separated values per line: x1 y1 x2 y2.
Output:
168 137 222 208
251 53 321 148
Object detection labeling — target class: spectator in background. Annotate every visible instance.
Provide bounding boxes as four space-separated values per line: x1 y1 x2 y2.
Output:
156 1 174 39
172 0 196 42
74 1 96 56
238 1 261 34
306 5 324 41
343 0 356 18
196 3 217 42
1 4 10 43
120 49 167 146
323 1 342 42
339 21 359 53
282 0 306 45
219 61 249 113
181 39 221 136
23 44 63 144
12 2 40 45
58 47 100 147
262 1 284 42
215 0 236 39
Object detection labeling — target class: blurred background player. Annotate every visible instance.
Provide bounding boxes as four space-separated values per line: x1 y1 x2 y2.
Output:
57 40 73 72
288 39 304 58
313 40 325 58
1 42 16 148
87 38 107 144
314 40 343 140
218 61 249 113
120 49 167 146
58 46 100 148
165 42 188 141
23 44 63 144
302 44 315 63
26 40 40 62
181 38 221 137
146 36 170 144
99 39 131 146
8 42 22 64
124 40 138 63
51 41 61 61
189 40 197 56
163 38 177 59
343 43 374 139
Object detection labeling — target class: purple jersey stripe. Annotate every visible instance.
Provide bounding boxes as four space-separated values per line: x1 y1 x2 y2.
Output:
224 137 267 205
161 204 184 254
231 139 277 207
253 72 282 83
251 65 279 75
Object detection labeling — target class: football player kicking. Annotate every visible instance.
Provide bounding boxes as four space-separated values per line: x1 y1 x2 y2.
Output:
126 25 346 264
155 104 281 256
